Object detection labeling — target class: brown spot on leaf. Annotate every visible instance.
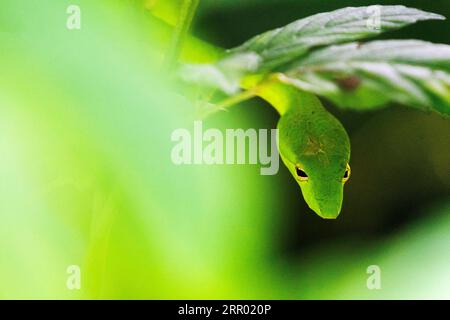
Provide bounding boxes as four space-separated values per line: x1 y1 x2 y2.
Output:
336 75 361 92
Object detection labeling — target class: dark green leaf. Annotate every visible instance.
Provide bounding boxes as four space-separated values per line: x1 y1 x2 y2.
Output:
284 40 450 115
180 6 445 95
231 5 445 71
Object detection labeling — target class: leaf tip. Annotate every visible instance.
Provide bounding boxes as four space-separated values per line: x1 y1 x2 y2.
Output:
428 12 446 21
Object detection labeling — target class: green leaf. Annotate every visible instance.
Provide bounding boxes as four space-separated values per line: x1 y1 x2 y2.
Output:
179 52 261 94
231 5 445 71
283 40 450 115
180 6 445 95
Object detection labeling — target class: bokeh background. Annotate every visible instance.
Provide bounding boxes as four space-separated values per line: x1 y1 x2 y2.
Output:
0 0 448 299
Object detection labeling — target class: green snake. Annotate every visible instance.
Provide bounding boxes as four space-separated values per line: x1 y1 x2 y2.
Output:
244 75 351 219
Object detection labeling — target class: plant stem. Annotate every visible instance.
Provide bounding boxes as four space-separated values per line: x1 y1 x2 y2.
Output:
199 74 287 118
215 90 257 109
198 89 258 119
165 0 200 69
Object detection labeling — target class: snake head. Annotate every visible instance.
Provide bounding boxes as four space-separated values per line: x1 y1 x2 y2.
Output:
277 101 351 219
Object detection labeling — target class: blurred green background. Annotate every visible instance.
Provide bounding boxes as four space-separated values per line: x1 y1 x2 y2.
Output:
0 0 448 299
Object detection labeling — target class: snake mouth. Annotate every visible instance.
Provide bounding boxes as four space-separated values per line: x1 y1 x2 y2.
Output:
312 189 342 219
314 199 342 219
316 209 341 219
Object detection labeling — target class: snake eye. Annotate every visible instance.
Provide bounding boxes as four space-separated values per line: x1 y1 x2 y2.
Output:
295 166 309 182
343 163 351 183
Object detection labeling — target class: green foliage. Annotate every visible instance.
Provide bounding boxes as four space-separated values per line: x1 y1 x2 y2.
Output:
285 40 450 115
0 0 449 299
231 5 444 71
180 5 450 115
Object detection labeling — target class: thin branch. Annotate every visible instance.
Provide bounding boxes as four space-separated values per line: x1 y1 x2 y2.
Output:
197 89 258 119
164 0 200 70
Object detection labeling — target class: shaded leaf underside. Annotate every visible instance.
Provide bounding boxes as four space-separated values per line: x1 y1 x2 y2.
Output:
180 5 449 115
285 40 450 115
231 5 445 71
